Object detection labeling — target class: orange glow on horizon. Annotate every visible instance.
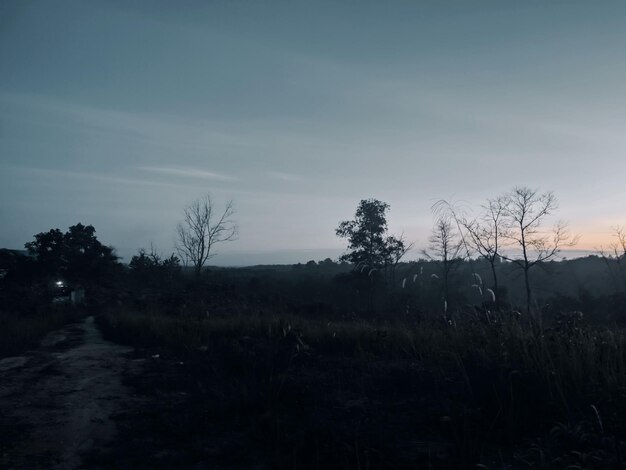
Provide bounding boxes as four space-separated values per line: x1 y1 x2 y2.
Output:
563 222 624 252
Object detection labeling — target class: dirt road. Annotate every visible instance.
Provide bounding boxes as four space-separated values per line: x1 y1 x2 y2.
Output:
0 316 138 469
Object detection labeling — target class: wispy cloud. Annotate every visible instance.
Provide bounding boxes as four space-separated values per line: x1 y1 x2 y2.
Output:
0 91 278 154
8 166 205 190
139 166 239 182
266 171 301 182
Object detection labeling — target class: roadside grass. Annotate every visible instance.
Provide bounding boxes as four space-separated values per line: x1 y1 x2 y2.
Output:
98 308 626 468
99 308 626 395
0 307 84 358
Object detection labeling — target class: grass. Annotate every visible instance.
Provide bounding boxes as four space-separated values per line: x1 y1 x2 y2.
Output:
0 307 84 358
97 307 626 468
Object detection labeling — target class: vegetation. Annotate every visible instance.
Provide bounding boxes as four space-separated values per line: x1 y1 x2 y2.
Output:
336 199 410 276
463 196 508 310
1 188 625 468
499 187 577 316
176 194 238 277
424 215 463 310
96 302 626 468
0 224 120 358
0 307 83 358
24 223 120 285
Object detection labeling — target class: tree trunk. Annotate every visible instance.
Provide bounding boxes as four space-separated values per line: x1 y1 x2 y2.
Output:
490 261 499 311
524 267 532 316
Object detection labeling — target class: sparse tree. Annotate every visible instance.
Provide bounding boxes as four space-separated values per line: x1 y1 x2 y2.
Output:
464 196 509 309
424 216 463 306
176 194 238 277
501 187 577 316
598 225 626 292
385 232 414 284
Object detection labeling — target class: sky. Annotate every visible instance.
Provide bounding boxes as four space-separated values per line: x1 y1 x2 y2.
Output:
1 0 625 265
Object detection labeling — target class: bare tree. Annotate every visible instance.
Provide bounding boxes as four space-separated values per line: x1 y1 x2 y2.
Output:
385 231 414 286
598 225 626 292
501 187 577 316
423 216 463 308
176 194 238 277
464 195 509 309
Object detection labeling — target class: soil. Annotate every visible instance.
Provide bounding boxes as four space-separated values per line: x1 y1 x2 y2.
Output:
0 316 139 469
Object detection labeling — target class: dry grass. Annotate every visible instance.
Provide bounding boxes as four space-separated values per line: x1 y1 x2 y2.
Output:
0 308 84 358
99 308 626 405
96 307 626 467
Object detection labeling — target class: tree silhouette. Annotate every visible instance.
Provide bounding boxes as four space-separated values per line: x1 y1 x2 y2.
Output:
25 223 119 284
464 196 509 309
24 228 65 279
176 194 238 278
336 199 408 273
423 216 463 308
129 245 180 287
597 225 626 292
501 187 577 316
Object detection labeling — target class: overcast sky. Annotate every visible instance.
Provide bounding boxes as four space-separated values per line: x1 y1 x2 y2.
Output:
1 1 625 265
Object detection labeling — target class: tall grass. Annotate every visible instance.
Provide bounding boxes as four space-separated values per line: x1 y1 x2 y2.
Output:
0 308 84 358
99 307 626 407
97 307 626 467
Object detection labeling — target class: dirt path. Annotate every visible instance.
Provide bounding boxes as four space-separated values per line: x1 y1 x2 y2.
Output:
0 316 138 469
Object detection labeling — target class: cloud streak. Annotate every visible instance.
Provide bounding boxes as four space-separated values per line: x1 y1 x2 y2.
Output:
6 166 206 191
139 166 239 182
266 171 301 182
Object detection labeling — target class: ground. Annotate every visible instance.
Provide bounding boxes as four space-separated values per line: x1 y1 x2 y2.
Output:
0 315 473 469
0 316 138 469
3 313 620 469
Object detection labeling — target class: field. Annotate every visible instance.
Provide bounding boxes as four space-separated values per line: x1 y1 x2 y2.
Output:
2 253 626 468
90 288 626 469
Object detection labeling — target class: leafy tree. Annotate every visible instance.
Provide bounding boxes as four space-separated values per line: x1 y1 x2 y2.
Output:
25 223 119 285
129 246 181 287
336 199 409 273
24 228 65 279
0 249 39 307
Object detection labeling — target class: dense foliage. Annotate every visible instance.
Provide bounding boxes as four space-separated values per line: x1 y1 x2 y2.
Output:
336 199 408 269
24 223 120 286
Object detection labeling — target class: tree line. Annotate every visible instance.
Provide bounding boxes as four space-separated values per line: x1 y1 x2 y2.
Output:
2 187 624 319
336 187 598 317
